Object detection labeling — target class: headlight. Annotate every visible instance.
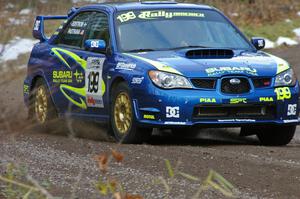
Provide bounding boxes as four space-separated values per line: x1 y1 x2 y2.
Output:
148 70 192 89
275 68 297 87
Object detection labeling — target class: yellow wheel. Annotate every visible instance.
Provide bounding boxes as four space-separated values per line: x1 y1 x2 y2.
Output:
31 79 56 126
111 82 152 144
35 85 48 124
114 92 133 135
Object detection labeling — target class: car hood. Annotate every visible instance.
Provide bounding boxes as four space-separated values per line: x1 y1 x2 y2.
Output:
124 49 290 78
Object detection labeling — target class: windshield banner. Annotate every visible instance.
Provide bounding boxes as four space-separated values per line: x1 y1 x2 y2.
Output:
117 10 205 23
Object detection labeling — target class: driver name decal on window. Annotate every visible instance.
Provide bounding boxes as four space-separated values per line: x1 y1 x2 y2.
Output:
117 10 205 23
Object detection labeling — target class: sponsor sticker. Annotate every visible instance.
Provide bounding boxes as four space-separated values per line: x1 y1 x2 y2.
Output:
218 119 256 122
230 98 247 104
87 96 103 108
287 104 297 116
117 10 205 23
205 67 257 76
164 121 187 125
86 57 106 108
143 114 155 120
116 62 136 70
138 10 205 20
131 77 144 84
166 106 180 118
52 71 73 83
259 97 274 102
200 98 216 103
74 70 84 83
24 85 29 94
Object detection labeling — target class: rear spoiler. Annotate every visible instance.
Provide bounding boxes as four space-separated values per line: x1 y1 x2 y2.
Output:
33 15 68 42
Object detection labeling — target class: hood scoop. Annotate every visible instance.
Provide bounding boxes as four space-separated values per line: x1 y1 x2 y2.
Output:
185 49 234 59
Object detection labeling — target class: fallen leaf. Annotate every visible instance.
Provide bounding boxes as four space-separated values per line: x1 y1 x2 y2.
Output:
108 179 118 193
111 149 124 163
94 154 108 172
124 193 144 199
113 192 122 199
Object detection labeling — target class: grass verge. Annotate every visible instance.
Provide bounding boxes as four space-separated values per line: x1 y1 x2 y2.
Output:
241 18 300 41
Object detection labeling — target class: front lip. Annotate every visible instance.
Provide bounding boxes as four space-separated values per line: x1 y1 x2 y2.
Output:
133 82 300 127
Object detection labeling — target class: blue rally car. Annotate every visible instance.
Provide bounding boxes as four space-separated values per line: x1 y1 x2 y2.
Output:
24 1 300 145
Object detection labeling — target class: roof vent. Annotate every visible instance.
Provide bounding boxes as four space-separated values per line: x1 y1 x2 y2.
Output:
185 49 234 59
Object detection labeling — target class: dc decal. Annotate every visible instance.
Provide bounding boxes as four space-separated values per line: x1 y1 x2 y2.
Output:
166 107 180 118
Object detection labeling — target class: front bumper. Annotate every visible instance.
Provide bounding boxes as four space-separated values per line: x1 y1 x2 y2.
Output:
133 84 300 127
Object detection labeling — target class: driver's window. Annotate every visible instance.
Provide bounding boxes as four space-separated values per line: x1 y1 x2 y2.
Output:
86 12 110 46
57 12 91 48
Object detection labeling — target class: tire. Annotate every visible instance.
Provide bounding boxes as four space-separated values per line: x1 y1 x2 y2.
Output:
256 125 296 146
29 79 57 127
110 82 152 144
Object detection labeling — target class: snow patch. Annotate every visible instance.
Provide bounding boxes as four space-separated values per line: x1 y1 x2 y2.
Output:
293 28 300 37
8 18 27 25
276 37 298 46
229 12 239 17
5 3 14 9
285 19 292 23
264 38 275 49
19 8 32 15
0 38 38 63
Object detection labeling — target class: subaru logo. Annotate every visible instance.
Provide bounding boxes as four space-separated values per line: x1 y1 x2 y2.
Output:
229 78 241 85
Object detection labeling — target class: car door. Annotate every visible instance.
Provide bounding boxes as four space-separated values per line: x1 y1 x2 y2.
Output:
79 11 111 117
49 11 110 118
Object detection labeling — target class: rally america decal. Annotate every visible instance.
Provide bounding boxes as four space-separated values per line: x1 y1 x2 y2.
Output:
85 57 105 108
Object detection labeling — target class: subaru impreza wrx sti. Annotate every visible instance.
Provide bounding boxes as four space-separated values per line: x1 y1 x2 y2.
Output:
24 1 300 145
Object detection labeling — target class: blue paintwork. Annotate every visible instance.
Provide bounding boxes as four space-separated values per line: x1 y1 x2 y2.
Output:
24 2 300 128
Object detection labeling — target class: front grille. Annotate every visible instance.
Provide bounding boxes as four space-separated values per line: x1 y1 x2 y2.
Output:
252 78 272 88
221 78 250 94
193 105 276 119
191 78 216 89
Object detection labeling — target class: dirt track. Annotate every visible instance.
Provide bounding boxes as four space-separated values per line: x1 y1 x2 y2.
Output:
1 46 300 198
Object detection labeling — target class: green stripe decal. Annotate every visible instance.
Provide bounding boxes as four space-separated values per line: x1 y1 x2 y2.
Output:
51 48 87 69
124 53 182 75
60 84 87 109
266 53 290 74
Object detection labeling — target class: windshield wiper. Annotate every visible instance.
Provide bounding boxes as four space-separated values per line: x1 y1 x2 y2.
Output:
168 45 209 50
127 48 155 53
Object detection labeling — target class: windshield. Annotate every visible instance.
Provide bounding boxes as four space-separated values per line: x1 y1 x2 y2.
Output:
115 9 253 52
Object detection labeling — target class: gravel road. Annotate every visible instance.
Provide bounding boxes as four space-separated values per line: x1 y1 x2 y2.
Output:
1 46 300 198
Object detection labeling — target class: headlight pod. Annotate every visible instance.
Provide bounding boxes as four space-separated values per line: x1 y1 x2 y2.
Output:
148 70 192 89
275 68 297 87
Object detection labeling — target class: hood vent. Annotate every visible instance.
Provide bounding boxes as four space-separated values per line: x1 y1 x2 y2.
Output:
186 49 234 59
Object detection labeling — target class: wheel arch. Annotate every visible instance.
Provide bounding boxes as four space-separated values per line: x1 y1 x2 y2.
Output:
29 73 58 116
109 76 127 100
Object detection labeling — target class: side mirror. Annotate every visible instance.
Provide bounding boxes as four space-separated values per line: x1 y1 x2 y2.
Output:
84 39 106 52
251 37 265 50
